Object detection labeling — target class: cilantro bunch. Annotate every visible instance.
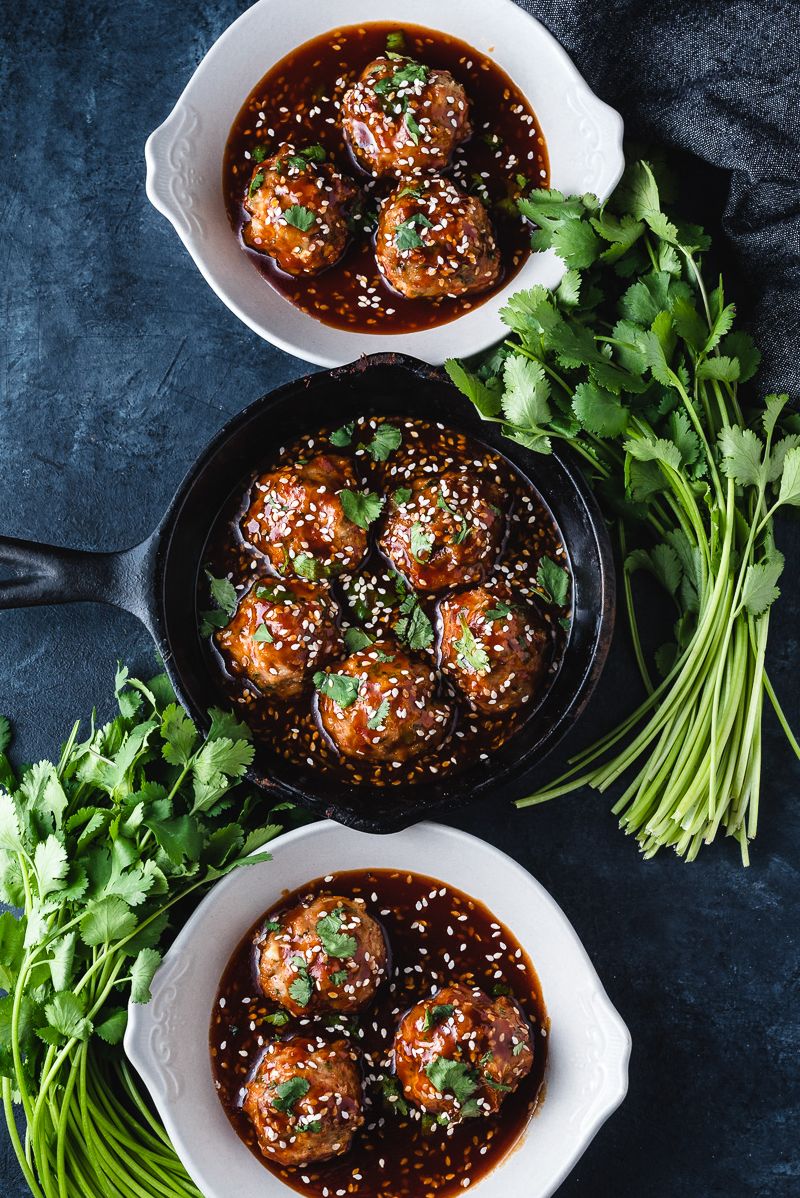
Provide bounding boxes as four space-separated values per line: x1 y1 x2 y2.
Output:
0 667 285 1197
446 161 800 862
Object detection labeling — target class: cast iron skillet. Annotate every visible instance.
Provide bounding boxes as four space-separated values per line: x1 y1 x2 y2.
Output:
0 354 615 831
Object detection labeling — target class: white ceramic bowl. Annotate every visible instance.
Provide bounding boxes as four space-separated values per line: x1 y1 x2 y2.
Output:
144 0 624 367
125 820 630 1198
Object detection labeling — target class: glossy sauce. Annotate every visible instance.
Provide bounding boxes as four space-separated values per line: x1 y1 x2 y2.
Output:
200 416 571 787
222 22 549 332
210 869 548 1197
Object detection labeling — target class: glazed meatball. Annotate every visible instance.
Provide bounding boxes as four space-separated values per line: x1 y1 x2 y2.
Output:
214 578 341 700
316 641 451 763
242 454 368 577
243 1037 363 1167
342 56 471 177
380 471 504 592
242 143 358 276
439 586 550 714
256 895 388 1016
376 176 501 299
393 983 534 1123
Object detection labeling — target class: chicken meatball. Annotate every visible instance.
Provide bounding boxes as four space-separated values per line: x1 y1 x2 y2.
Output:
242 454 369 577
393 983 534 1123
242 143 358 276
316 641 451 763
376 176 501 299
439 586 550 714
341 56 471 177
256 895 388 1016
214 578 341 700
380 471 504 592
243 1037 363 1167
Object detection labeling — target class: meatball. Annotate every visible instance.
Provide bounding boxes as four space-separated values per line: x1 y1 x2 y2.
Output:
242 454 368 577
376 176 501 299
316 641 451 763
393 983 534 1123
256 895 388 1016
214 578 341 700
379 471 504 592
243 1037 363 1167
341 56 471 177
439 586 550 714
242 143 358 276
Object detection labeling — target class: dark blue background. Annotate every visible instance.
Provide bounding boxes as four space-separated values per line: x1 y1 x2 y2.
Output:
1 2 798 1195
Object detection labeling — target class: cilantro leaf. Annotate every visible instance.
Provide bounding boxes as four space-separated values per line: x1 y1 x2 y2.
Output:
293 553 326 580
454 616 490 674
410 522 434 562
344 628 374 653
405 110 422 145
536 557 570 606
316 908 358 958
776 446 800 508
718 427 767 488
249 169 266 196
272 1076 310 1114
80 897 137 947
284 204 316 231
444 358 503 419
502 355 552 427
572 381 629 436
386 30 406 53
251 145 268 163
130 948 162 1004
330 969 349 986
381 1074 409 1116
424 1057 479 1109
741 552 784 616
395 213 433 251
394 486 412 505
288 960 314 1007
252 623 274 643
330 422 355 447
340 488 384 529
367 699 390 730
394 592 434 650
365 424 403 461
314 672 360 708
422 1002 455 1031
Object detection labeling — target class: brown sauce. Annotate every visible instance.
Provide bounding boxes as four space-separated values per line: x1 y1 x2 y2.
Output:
210 868 548 1197
200 416 571 787
222 22 549 333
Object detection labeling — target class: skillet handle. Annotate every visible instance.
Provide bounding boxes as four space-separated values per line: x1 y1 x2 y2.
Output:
0 534 158 631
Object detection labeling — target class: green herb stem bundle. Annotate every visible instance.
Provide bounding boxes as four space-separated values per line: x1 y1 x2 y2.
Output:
446 161 800 862
0 668 284 1196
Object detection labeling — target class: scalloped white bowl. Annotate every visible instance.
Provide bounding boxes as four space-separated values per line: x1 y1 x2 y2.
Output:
125 820 630 1198
144 0 624 367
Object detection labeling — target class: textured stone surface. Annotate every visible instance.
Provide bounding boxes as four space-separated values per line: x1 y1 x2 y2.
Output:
0 2 798 1196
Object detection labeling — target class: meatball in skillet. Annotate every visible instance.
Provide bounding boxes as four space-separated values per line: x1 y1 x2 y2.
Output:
341 56 471 177
256 895 388 1016
243 143 358 276
242 454 368 578
380 471 504 592
243 1037 363 1167
439 586 550 714
315 640 451 763
376 176 501 300
393 982 534 1124
214 578 341 700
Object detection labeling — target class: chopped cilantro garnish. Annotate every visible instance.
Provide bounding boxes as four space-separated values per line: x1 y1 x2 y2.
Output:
293 553 325 581
263 1009 290 1027
330 969 349 987
394 486 413 505
394 591 434 650
405 110 422 145
288 957 313 1007
340 488 384 529
410 522 434 562
373 648 395 663
252 623 273 644
313 671 360 709
263 919 281 933
421 1002 455 1032
251 145 268 163
248 169 266 196
344 627 374 654
365 424 403 461
485 600 513 623
381 1075 409 1117
536 556 570 606
424 1057 479 1109
386 30 406 53
394 213 434 252
199 569 237 637
316 908 358 959
330 421 355 447
272 1075 310 1113
367 698 390 730
283 204 316 231
437 490 470 544
454 615 491 674
512 1041 526 1057
256 582 296 603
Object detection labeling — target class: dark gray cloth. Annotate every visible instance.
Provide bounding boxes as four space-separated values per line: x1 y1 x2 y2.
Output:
519 0 800 396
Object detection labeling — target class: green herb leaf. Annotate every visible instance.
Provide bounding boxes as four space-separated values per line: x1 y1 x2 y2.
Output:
410 522 434 562
249 169 266 195
272 1076 310 1114
330 422 355 447
313 672 361 708
365 424 403 461
454 615 490 674
340 488 384 529
344 628 374 653
444 359 503 419
288 960 314 1007
405 110 422 145
293 553 325 580
367 699 390 730
485 600 513 623
330 969 349 986
424 1057 479 1108
316 908 358 958
536 557 570 606
502 355 552 428
394 486 412 505
253 623 274 643
394 592 434 650
422 1002 455 1031
251 145 268 163
386 30 406 53
394 213 433 251
130 948 162 1004
741 552 784 616
381 1074 409 1116
284 204 316 231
